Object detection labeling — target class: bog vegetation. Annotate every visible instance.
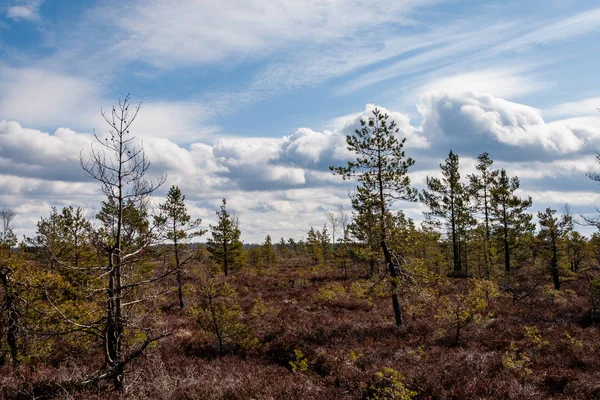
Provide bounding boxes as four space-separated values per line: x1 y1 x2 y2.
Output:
1 96 599 399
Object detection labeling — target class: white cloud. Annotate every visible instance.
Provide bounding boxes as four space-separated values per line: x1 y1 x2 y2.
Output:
339 22 522 94
126 101 219 143
104 0 441 68
495 7 600 53
4 94 600 242
0 66 220 144
416 68 544 100
417 92 600 157
544 97 600 119
0 66 100 129
6 0 43 22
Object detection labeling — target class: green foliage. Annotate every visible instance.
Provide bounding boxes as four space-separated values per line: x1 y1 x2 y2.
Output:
156 185 205 244
523 326 549 349
589 276 600 321
561 331 584 352
289 349 309 372
249 297 277 320
155 185 205 308
435 279 500 345
207 198 244 276
537 207 571 290
97 197 151 251
260 234 277 269
490 169 534 275
306 227 324 266
315 282 346 306
330 107 417 224
194 271 247 352
421 150 472 274
348 279 387 303
503 325 547 377
367 368 417 399
502 342 532 377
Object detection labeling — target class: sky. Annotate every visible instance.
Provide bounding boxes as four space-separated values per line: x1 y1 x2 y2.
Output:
1 0 600 243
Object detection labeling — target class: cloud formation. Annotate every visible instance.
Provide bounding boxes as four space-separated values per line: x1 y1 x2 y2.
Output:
417 92 600 161
4 94 600 242
6 0 43 22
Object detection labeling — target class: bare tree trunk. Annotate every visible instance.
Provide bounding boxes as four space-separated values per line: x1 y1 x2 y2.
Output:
382 241 403 327
503 207 510 275
551 237 560 290
173 230 184 309
1 269 19 366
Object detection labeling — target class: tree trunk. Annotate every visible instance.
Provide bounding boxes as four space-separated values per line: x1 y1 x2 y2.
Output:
223 242 228 276
551 238 560 290
382 241 403 327
174 234 184 309
483 186 491 278
503 211 510 275
177 269 184 309
451 213 460 273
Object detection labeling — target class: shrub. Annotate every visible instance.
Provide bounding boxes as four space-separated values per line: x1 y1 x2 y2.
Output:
315 282 346 306
289 349 309 372
192 273 248 353
366 367 417 399
502 342 532 377
435 279 500 345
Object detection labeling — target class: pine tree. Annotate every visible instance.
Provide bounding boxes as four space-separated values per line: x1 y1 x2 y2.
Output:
421 150 469 274
319 224 331 264
261 234 277 269
156 185 205 309
468 153 498 277
537 208 571 290
277 237 288 261
331 107 416 327
80 94 167 390
306 227 323 265
207 199 243 276
349 200 381 276
490 169 533 275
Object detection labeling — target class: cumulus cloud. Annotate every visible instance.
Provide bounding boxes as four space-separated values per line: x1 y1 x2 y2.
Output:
543 97 600 119
417 92 600 160
4 93 600 242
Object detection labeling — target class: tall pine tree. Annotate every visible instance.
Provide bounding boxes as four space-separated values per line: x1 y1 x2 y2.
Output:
468 153 498 277
490 169 533 275
421 150 469 274
331 108 416 327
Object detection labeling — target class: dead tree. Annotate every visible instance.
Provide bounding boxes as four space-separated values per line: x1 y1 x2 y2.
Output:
80 94 167 391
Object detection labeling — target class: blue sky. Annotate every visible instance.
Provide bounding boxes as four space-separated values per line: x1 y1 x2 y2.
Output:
1 0 600 242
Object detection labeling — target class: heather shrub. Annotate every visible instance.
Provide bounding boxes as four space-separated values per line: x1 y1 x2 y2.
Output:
366 367 417 400
435 279 500 345
191 272 249 353
289 349 309 372
503 326 547 378
315 282 346 306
